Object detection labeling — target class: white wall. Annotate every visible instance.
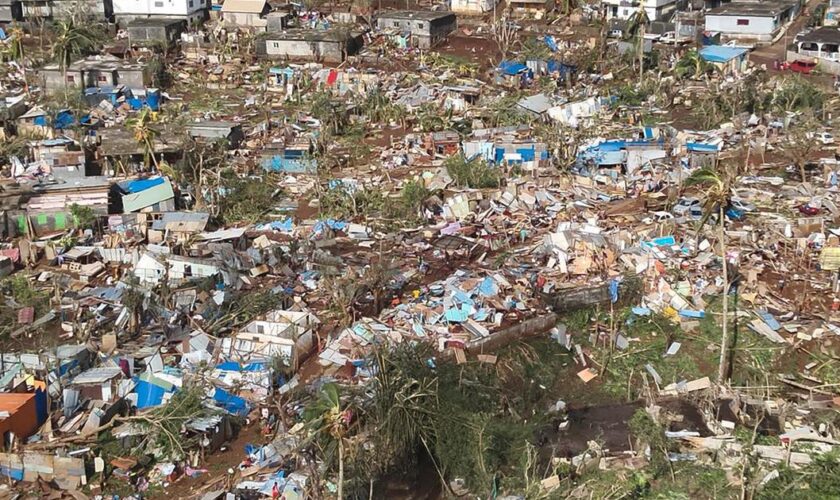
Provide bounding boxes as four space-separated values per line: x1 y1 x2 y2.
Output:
113 0 205 17
705 14 778 36
450 0 498 14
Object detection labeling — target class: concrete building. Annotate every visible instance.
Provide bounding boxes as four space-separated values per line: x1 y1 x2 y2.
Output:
0 0 22 22
795 27 840 61
220 0 269 28
449 0 499 15
704 0 798 42
258 29 363 63
790 26 840 75
186 121 245 148
39 55 150 93
603 0 678 22
19 0 109 20
376 10 457 49
699 45 750 74
112 0 208 25
127 18 187 45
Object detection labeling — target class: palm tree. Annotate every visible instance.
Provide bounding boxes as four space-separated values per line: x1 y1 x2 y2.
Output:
125 108 161 171
686 164 736 384
625 6 650 83
51 19 99 92
303 383 354 499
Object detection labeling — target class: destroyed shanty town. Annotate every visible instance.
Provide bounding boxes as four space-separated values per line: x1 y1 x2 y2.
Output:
0 0 839 499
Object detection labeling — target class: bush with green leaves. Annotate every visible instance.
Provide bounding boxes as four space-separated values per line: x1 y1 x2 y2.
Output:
445 155 501 189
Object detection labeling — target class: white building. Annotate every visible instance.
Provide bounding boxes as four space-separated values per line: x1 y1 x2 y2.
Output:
449 0 500 15
112 0 208 25
704 1 798 42
223 309 319 368
603 0 678 22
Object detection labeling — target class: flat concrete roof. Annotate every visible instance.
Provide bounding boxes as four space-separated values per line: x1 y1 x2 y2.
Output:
264 28 358 42
377 10 455 21
706 0 795 18
127 18 186 28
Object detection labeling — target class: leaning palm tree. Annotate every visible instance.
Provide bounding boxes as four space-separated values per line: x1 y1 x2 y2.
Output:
125 108 160 170
625 6 650 83
686 163 736 384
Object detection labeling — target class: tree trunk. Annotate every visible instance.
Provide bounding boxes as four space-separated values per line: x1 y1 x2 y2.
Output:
799 161 806 183
338 439 344 500
717 203 730 384
638 24 645 84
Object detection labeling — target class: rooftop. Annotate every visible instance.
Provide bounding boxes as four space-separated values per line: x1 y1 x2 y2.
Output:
699 45 749 63
376 10 455 21
41 54 147 73
706 0 796 18
264 28 359 43
127 18 186 28
797 27 840 45
221 0 268 13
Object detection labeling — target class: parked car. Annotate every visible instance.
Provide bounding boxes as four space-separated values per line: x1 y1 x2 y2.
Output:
782 60 818 74
659 31 677 44
816 132 835 145
798 204 822 216
673 197 702 216
646 211 675 224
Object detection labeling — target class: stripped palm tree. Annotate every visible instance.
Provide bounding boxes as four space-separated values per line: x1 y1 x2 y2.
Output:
686 163 736 384
125 107 161 171
624 6 651 83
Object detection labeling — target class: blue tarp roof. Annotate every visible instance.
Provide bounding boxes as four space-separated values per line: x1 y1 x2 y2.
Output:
699 46 748 63
125 176 166 193
213 388 250 416
498 60 528 76
687 142 719 152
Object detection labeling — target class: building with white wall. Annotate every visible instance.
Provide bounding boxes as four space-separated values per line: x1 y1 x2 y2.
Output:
450 0 499 14
704 0 798 42
112 0 208 25
603 0 679 22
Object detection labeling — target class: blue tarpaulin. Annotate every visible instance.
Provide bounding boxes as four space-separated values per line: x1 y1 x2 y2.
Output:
213 388 250 416
609 279 619 303
261 155 317 173
313 219 348 233
125 176 166 193
544 35 558 52
53 110 75 130
498 60 528 76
